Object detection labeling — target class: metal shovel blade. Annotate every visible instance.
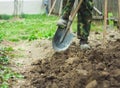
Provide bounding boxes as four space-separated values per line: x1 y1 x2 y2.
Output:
52 26 74 52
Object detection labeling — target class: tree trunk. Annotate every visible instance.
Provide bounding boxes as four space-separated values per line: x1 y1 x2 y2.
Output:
14 0 23 18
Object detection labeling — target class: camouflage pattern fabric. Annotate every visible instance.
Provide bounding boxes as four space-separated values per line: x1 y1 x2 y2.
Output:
62 0 93 41
62 0 68 10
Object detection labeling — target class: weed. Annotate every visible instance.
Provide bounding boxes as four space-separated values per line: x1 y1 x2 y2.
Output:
0 56 9 64
28 34 38 41
0 33 5 42
0 47 24 88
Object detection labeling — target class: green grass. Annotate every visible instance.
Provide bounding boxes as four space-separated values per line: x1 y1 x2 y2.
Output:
0 14 13 20
0 46 24 88
0 14 104 42
0 14 59 42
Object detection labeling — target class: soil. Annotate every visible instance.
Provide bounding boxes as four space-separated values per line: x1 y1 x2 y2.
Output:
4 30 120 88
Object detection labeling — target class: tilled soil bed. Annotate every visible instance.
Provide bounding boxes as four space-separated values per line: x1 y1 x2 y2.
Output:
24 38 120 88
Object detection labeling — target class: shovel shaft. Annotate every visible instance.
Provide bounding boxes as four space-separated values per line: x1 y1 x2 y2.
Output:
71 0 83 20
60 19 72 43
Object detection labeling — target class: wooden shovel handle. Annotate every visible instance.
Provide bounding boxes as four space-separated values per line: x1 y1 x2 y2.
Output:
48 0 57 16
70 0 83 20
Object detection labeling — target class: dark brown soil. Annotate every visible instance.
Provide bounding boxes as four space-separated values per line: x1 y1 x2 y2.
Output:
24 39 120 88
7 30 120 88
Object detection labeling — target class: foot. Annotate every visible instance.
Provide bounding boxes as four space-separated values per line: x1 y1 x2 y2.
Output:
57 18 67 27
80 44 90 50
80 39 90 50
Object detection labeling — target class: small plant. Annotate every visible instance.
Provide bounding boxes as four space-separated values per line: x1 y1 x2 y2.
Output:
20 13 26 18
0 33 5 42
0 56 9 64
0 47 24 88
3 47 14 52
0 65 24 88
108 12 114 26
28 34 37 41
0 82 9 88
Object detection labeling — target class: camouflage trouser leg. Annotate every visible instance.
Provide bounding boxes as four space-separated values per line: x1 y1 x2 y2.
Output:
62 0 75 20
77 0 93 41
62 0 93 41
62 0 68 10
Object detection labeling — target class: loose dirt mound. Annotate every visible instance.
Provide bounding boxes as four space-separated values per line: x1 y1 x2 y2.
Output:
25 38 120 88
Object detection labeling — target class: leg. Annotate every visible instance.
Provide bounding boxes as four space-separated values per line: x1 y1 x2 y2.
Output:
57 0 75 26
62 0 75 20
77 0 93 49
77 9 82 39
62 0 68 11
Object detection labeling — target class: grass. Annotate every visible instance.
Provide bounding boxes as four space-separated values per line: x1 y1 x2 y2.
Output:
0 14 105 42
0 46 24 88
0 14 59 42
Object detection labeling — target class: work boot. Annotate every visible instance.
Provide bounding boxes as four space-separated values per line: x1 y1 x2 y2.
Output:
57 18 67 27
80 39 90 50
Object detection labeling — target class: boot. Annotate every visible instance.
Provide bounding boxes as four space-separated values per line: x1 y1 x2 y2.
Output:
80 39 90 50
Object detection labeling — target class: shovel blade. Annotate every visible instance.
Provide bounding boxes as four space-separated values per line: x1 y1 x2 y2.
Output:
52 26 74 52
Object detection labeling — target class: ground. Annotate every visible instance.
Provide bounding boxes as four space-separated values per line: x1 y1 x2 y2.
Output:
3 30 120 88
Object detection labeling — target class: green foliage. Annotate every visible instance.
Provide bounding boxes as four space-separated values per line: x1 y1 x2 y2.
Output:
0 82 9 88
0 57 9 64
28 34 38 41
91 22 103 32
20 13 26 18
108 12 114 26
9 38 20 42
0 14 106 43
0 47 24 88
2 47 14 52
0 14 104 42
0 14 58 42
0 65 24 88
0 33 5 42
0 15 12 20
0 46 14 63
0 47 14 64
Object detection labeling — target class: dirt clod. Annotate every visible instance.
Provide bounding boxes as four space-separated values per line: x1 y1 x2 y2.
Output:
86 80 97 88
